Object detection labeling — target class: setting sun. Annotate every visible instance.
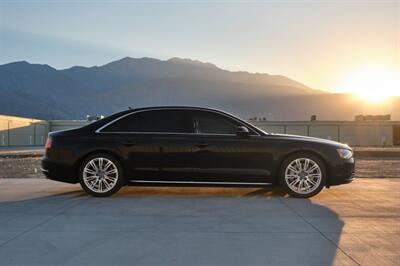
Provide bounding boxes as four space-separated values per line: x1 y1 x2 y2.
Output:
336 65 400 103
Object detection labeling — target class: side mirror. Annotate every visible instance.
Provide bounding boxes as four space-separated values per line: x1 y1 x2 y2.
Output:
236 126 249 137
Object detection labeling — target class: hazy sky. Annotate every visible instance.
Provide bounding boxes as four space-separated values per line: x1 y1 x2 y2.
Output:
0 0 399 92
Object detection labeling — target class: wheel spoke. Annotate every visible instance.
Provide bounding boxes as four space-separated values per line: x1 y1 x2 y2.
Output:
304 180 311 191
104 175 116 182
295 159 302 171
87 180 97 186
98 158 104 170
92 179 99 190
104 161 112 171
289 178 300 186
306 164 319 173
105 168 117 175
308 173 320 178
103 180 111 190
298 180 304 191
89 161 98 171
303 159 310 171
85 175 97 181
84 168 97 175
307 178 318 186
287 165 298 173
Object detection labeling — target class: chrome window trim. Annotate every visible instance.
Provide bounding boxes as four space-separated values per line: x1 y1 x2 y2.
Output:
96 131 238 137
95 107 261 136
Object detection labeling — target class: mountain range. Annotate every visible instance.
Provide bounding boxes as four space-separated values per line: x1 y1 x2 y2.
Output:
0 57 399 120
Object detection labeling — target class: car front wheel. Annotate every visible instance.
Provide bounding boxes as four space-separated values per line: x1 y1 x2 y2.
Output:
79 154 124 197
280 153 327 198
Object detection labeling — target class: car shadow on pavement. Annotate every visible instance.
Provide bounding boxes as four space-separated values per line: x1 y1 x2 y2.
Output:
243 186 287 197
113 185 289 198
0 185 351 265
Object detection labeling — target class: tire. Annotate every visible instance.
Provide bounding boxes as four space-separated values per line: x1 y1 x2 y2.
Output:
279 152 327 198
79 153 124 197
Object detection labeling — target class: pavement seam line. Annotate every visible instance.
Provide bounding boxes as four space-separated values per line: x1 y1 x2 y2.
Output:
278 198 361 266
0 198 86 249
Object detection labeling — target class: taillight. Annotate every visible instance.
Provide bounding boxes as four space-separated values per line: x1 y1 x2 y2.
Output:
45 136 52 155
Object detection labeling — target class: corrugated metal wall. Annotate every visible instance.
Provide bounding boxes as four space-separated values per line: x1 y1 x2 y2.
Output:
252 121 396 147
0 115 49 147
0 114 399 147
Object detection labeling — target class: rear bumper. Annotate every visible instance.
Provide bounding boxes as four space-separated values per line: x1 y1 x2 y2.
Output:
41 158 78 184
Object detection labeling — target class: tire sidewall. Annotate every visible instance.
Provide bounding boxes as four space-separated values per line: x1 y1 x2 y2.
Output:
279 152 327 198
79 153 124 197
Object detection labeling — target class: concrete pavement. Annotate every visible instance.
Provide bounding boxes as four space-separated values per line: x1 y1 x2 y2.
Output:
0 178 399 265
0 146 43 156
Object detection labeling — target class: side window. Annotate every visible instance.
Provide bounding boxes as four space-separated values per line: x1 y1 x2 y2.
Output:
192 111 238 135
102 110 192 133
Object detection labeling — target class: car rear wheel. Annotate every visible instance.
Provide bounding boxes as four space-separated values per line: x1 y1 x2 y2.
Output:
280 153 327 198
79 154 124 197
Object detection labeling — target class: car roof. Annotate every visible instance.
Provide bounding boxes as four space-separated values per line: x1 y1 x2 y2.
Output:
129 106 228 113
121 106 245 119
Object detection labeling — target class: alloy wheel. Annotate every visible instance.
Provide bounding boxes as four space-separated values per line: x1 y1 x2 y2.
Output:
284 158 322 195
82 157 119 193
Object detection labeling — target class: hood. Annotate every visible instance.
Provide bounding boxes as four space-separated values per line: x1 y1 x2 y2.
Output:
268 133 351 149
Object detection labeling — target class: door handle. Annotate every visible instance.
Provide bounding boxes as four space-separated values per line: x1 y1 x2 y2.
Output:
194 143 208 148
121 141 136 147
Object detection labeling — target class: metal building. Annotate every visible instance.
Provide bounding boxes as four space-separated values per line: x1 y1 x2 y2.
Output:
0 114 49 146
251 120 400 147
1 114 400 147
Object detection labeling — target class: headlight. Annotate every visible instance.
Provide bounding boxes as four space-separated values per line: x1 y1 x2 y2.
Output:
337 148 353 159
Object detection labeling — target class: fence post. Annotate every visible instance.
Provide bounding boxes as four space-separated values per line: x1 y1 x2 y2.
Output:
7 121 10 146
33 123 37 145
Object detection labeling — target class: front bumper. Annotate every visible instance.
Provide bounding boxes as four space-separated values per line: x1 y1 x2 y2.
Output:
328 157 355 186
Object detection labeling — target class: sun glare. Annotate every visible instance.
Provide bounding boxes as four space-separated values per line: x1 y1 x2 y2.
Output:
336 65 400 103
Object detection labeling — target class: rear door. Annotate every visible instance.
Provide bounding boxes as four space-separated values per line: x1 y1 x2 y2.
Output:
189 110 274 183
101 109 196 181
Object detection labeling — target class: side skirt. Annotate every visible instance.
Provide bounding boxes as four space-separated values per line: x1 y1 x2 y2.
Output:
129 180 273 187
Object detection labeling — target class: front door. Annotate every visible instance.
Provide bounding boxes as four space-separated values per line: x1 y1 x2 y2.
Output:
189 110 273 183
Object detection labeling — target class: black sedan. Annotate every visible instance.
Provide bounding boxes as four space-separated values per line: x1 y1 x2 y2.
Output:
41 106 355 198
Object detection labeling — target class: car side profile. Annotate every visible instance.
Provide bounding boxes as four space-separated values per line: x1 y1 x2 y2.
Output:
41 106 355 198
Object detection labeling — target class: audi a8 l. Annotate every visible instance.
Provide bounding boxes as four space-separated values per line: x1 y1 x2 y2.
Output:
41 106 354 198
